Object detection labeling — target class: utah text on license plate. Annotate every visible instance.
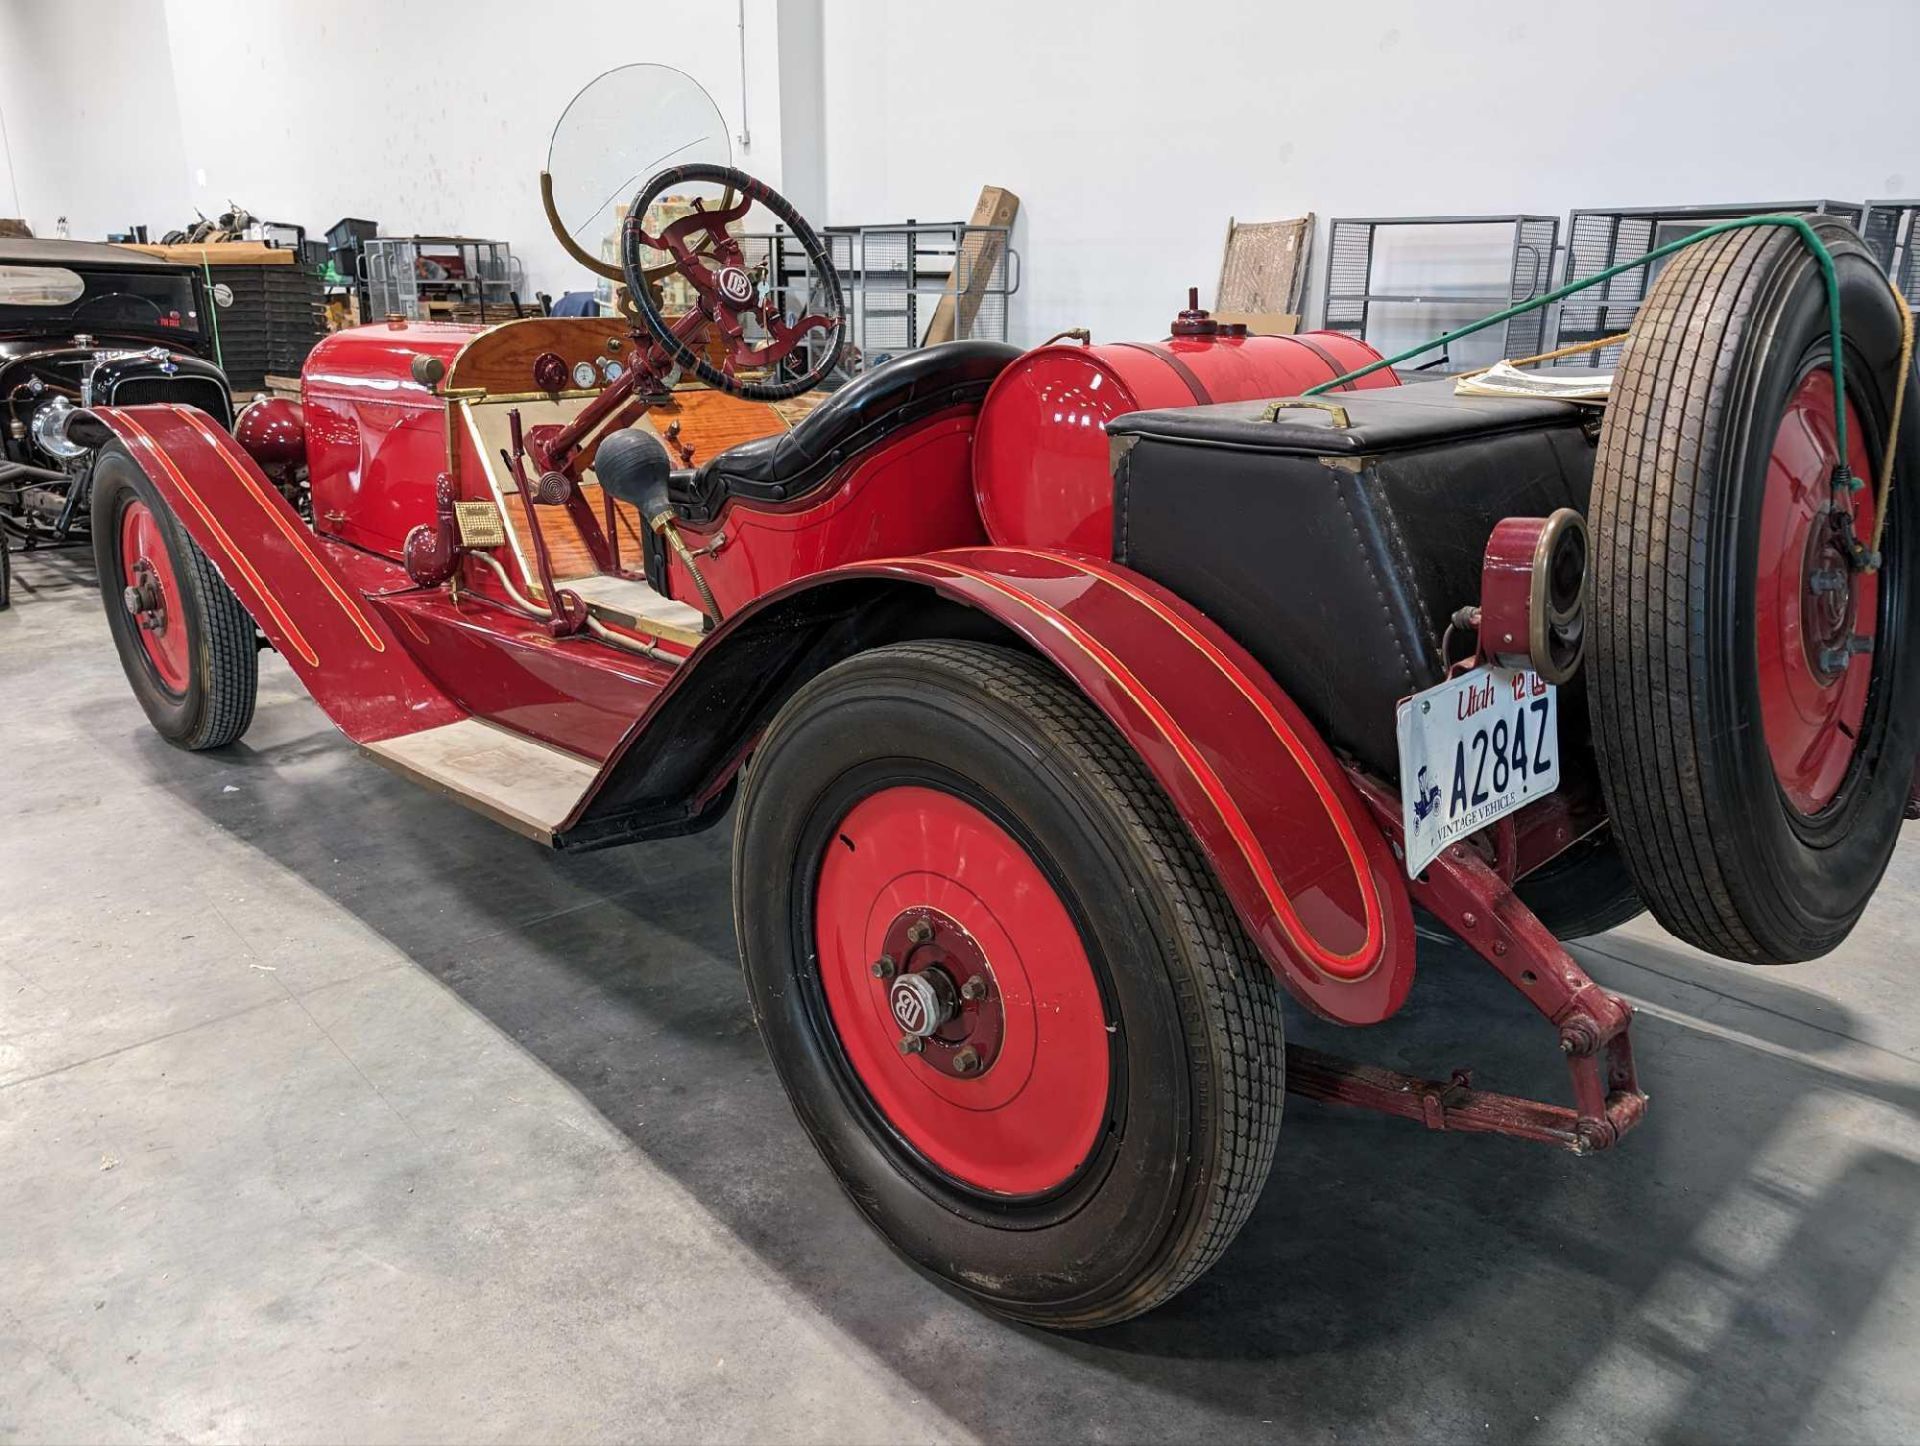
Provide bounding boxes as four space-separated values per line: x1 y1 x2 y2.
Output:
1395 666 1559 878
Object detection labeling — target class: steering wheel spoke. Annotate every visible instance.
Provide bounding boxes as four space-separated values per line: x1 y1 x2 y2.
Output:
621 162 846 402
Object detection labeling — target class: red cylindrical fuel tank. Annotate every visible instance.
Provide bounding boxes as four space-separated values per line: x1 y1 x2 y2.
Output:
973 326 1398 555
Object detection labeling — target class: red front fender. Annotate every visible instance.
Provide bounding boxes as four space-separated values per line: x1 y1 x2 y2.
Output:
90 403 459 742
573 546 1416 1025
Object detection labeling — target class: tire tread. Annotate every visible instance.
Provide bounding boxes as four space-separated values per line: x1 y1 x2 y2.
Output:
751 640 1286 1327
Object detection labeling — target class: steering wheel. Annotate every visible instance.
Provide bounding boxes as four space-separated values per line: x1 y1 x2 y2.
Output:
73 292 166 325
621 163 845 402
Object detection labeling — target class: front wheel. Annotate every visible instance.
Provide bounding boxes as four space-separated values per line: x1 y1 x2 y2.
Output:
93 445 258 750
733 641 1286 1328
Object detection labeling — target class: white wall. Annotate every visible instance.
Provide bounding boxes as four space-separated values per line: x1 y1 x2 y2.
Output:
4 0 1916 347
822 0 1920 349
0 0 190 240
0 0 782 299
1 77 22 219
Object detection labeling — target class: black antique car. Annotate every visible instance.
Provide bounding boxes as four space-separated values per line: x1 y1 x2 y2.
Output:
1 238 232 607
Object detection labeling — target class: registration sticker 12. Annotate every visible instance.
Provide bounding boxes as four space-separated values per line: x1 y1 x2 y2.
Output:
1395 665 1559 878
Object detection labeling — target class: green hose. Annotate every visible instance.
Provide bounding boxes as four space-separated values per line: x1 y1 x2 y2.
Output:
1304 214 1853 481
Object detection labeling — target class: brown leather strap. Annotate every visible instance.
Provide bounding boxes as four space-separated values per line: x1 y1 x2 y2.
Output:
1288 333 1355 391
1115 341 1213 405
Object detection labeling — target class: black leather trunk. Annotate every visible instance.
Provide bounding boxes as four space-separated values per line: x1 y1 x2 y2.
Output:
1109 380 1598 777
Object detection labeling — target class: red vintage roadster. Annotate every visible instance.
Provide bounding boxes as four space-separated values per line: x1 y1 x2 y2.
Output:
69 73 1918 1327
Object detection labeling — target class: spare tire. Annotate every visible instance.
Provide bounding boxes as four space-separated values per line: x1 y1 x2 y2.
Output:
1515 830 1645 941
1589 218 1919 963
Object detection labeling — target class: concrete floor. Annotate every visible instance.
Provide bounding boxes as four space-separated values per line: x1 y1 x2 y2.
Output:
4 545 1920 1446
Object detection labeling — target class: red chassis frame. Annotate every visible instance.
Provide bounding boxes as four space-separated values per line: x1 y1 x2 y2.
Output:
86 399 1647 1155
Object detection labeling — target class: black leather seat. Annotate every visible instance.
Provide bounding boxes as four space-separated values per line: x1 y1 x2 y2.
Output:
669 340 1022 522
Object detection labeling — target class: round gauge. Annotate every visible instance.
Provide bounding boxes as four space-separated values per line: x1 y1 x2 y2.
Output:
571 359 599 389
599 357 625 382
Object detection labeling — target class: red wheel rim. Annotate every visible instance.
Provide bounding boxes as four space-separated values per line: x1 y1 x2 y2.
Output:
120 500 190 693
814 785 1112 1196
1756 369 1878 815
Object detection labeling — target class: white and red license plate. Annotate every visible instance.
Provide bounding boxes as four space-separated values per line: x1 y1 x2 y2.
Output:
1395 665 1560 878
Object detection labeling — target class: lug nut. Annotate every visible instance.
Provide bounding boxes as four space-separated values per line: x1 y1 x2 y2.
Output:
952 1046 981 1074
870 955 895 981
906 919 933 945
960 976 988 1002
1817 634 1874 676
897 1034 923 1056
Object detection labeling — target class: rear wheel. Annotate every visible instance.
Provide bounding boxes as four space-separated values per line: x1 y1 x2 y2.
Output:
733 641 1286 1328
1589 219 1920 962
92 446 258 750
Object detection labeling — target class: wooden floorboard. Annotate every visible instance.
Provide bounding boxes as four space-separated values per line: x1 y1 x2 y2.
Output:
487 388 799 583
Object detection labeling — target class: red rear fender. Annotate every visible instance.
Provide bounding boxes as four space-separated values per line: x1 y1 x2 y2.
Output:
899 549 1416 1024
568 546 1416 1025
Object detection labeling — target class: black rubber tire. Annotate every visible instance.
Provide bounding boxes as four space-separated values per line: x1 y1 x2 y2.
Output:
733 641 1285 1329
1589 218 1920 963
1515 830 1646 940
92 445 258 750
0 528 10 610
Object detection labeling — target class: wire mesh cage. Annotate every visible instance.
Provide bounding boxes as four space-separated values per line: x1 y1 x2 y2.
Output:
363 237 518 323
1321 215 1559 369
1862 200 1920 308
841 221 1018 372
734 226 860 387
1555 201 1865 366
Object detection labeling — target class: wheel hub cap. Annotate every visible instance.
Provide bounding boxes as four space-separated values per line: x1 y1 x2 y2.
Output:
1756 368 1878 815
888 967 953 1038
1801 507 1866 679
118 501 190 693
878 908 1005 1079
123 560 166 629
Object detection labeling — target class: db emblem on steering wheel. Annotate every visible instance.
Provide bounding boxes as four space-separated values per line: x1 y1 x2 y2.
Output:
716 266 754 306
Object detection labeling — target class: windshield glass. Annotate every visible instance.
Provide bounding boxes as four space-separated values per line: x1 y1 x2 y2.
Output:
546 63 732 266
0 265 202 337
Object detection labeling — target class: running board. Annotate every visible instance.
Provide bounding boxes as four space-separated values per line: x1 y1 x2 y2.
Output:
362 719 597 844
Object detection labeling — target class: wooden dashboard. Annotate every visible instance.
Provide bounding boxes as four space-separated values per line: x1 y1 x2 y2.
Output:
442 316 634 399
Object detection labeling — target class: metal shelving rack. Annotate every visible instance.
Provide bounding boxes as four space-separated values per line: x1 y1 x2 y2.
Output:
1863 200 1920 307
730 220 1019 385
845 220 1019 369
734 226 860 387
363 236 518 322
1555 200 1864 366
1321 214 1560 365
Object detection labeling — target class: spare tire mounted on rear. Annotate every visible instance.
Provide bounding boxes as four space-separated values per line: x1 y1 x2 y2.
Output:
1588 217 1919 963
